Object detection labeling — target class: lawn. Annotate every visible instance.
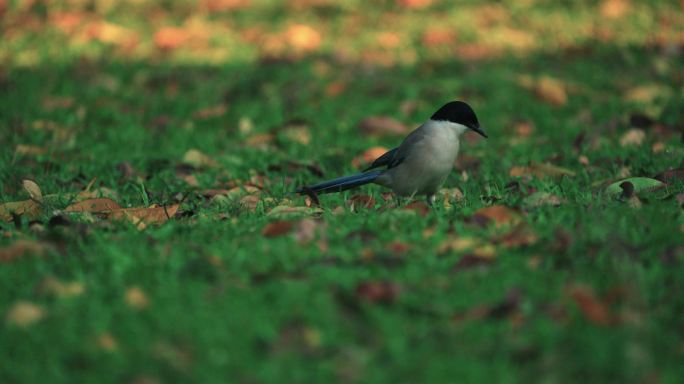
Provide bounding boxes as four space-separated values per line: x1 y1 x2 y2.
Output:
1 1 684 383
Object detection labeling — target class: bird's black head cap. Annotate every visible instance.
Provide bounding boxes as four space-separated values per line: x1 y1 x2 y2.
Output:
431 101 487 138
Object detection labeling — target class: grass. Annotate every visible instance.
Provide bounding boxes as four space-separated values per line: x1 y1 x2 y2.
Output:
1 1 684 383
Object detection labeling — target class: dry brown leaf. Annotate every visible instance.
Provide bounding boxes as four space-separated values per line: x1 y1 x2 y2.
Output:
64 198 121 213
5 301 45 328
509 163 576 179
358 116 408 136
568 285 613 326
239 195 261 211
245 133 275 148
267 205 323 217
15 144 46 156
351 146 389 169
294 219 319 244
519 75 567 106
356 281 401 304
472 205 522 227
0 200 42 221
619 128 645 146
0 240 49 262
347 195 376 211
422 28 457 47
183 149 217 168
497 225 539 248
282 126 311 145
402 201 431 216
98 333 118 352
21 180 42 202
106 204 180 226
438 236 479 254
193 104 228 119
39 277 85 298
262 220 296 237
125 286 149 310
654 168 684 184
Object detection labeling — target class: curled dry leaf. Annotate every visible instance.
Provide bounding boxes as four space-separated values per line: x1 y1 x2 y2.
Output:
356 281 401 304
472 205 522 227
352 146 389 169
262 220 296 237
358 116 408 136
0 200 42 221
568 285 613 326
22 180 42 202
294 219 319 244
5 301 45 328
125 286 149 310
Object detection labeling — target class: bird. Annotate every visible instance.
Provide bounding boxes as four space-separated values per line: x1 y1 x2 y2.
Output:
297 101 487 206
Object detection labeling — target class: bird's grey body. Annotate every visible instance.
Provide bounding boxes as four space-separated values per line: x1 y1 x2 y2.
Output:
298 101 486 205
374 120 466 203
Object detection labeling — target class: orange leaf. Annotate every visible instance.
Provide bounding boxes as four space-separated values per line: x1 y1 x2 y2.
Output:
262 220 296 237
106 204 180 225
358 116 408 136
65 198 121 213
569 285 613 326
351 146 389 169
472 205 522 227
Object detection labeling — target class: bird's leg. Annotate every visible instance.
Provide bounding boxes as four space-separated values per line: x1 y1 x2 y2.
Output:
426 194 436 206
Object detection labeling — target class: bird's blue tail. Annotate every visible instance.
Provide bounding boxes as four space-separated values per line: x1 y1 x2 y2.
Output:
298 170 383 195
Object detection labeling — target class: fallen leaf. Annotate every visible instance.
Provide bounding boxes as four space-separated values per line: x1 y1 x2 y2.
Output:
267 205 323 218
472 205 522 227
182 149 217 169
604 177 666 197
193 104 228 119
509 162 576 179
5 301 45 328
519 75 567 106
239 195 261 211
619 128 646 146
39 277 85 298
402 201 430 216
351 146 389 169
387 241 410 254
600 0 631 18
399 0 432 9
106 204 180 226
281 126 311 145
347 195 376 211
568 285 613 326
496 225 538 248
64 198 121 213
15 144 47 156
285 24 321 51
98 333 118 352
262 220 296 237
0 240 49 262
294 219 320 244
22 180 42 202
125 287 149 310
422 28 457 47
358 116 408 136
154 27 189 51
453 254 494 270
0 200 42 221
522 192 564 209
625 84 670 104
438 236 479 254
356 281 401 304
654 168 684 184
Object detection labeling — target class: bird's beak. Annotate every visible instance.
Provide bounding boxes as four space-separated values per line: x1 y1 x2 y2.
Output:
470 125 488 138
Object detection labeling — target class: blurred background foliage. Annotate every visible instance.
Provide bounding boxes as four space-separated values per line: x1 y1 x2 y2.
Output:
1 0 682 67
